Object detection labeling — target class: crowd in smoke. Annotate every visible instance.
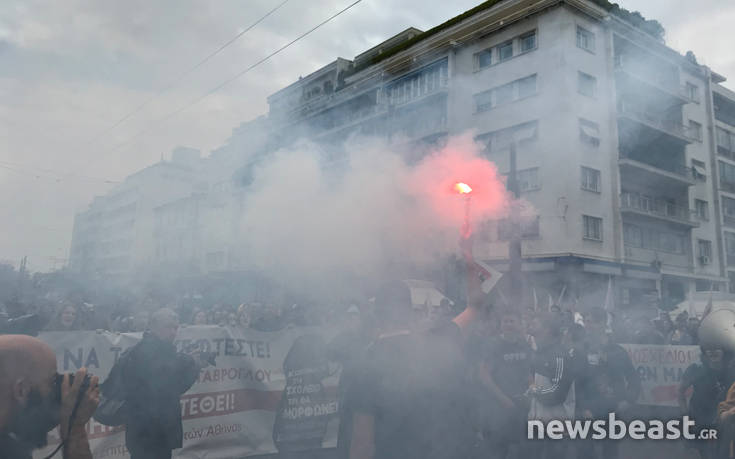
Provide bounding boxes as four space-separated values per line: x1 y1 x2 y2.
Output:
1 134 730 459
3 262 733 459
0 274 704 347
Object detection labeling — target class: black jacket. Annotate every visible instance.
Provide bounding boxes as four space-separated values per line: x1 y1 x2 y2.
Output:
121 332 199 452
532 342 586 407
0 434 31 459
577 341 641 416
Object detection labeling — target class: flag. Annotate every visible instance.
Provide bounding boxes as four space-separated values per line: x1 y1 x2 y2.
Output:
688 294 696 317
473 259 503 294
574 311 585 326
603 276 614 330
497 288 509 308
702 285 714 319
532 287 538 312
557 284 567 307
547 293 554 312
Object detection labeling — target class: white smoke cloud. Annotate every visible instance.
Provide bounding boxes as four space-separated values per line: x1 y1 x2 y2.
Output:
238 133 512 298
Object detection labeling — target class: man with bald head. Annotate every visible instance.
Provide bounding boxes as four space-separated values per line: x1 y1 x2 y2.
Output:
0 334 99 459
120 308 204 459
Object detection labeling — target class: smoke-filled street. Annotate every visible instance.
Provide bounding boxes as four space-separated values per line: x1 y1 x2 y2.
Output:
2 0 735 458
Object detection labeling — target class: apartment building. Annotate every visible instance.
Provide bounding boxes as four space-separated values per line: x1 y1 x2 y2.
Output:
69 148 205 280
712 82 735 292
265 0 729 310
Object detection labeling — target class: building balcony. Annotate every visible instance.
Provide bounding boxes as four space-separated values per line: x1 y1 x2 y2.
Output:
619 155 695 188
721 180 735 194
617 102 697 144
719 144 735 161
620 192 699 228
614 60 690 105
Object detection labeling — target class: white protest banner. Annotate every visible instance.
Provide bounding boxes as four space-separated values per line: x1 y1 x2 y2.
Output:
34 326 342 459
620 344 700 407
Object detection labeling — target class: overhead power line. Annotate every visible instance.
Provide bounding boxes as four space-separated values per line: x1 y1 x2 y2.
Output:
0 160 120 184
83 0 293 147
104 0 365 156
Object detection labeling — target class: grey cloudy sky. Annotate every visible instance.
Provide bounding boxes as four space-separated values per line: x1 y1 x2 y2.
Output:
1 0 734 271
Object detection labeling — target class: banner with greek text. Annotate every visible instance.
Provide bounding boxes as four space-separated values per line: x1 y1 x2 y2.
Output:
34 326 343 459
620 344 700 407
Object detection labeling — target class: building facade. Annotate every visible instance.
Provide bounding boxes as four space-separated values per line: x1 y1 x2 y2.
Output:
69 148 205 280
264 0 731 310
712 82 735 292
69 0 734 310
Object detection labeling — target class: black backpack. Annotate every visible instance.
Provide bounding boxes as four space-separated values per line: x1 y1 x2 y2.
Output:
94 348 132 426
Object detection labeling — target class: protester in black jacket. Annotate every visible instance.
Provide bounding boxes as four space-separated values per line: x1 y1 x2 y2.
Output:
121 308 202 459
347 280 479 459
681 345 735 459
577 307 641 459
528 312 586 459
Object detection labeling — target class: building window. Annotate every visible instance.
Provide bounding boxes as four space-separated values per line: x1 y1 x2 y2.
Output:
498 216 540 240
692 159 707 181
495 82 514 105
518 74 537 98
477 49 492 69
520 31 537 52
695 199 709 220
475 30 538 71
727 232 735 266
475 91 493 112
720 161 735 192
697 280 720 291
624 223 686 255
387 58 448 105
689 120 703 142
723 196 735 227
474 74 537 113
576 26 595 52
517 167 540 192
686 82 699 103
578 72 597 97
623 223 642 247
698 239 713 264
583 215 603 241
498 41 513 61
581 167 601 192
477 120 539 153
730 272 735 293
579 118 600 146
717 127 735 158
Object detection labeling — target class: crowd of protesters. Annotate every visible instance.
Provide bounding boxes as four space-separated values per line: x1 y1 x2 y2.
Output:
6 269 735 459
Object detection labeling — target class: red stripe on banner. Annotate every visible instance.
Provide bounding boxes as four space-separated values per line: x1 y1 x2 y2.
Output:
181 389 284 420
651 384 677 403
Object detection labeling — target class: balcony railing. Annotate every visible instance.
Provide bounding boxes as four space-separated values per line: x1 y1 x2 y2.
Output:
620 192 697 225
617 101 698 142
619 152 693 180
614 60 690 101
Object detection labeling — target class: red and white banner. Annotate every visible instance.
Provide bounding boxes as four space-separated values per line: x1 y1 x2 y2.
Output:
620 344 700 407
35 326 342 459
